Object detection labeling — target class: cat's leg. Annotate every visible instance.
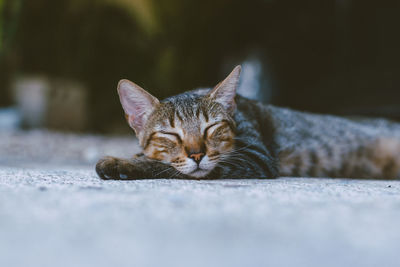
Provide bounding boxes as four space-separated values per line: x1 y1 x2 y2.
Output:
96 154 188 180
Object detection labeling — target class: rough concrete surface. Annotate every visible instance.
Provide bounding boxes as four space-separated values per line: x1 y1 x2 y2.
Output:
1 130 400 267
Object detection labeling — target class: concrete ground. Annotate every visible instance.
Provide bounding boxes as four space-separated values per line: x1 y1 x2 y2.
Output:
1 130 400 267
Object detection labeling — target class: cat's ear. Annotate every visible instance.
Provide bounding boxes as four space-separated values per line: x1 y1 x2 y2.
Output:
208 65 241 115
117 79 160 135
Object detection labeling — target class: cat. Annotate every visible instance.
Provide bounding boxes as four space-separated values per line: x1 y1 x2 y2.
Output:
96 66 400 180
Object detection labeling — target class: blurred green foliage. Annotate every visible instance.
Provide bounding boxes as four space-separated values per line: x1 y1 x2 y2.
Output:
5 0 271 132
0 0 3 53
0 0 22 106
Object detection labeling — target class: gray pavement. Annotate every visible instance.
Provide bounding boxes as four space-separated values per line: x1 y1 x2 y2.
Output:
1 130 400 267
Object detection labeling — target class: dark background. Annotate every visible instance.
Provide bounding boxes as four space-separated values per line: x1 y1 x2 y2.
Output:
1 0 399 133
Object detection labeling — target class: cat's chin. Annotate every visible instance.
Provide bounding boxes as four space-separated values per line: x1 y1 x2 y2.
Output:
187 169 212 178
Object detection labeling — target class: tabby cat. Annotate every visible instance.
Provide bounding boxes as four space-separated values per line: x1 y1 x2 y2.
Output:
96 66 400 180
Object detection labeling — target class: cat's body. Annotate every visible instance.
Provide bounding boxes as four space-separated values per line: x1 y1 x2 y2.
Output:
96 66 400 180
269 103 400 179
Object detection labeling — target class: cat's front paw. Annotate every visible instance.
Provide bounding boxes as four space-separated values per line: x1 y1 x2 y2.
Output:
96 156 146 180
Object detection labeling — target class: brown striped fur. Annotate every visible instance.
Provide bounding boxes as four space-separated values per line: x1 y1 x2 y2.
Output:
96 66 400 180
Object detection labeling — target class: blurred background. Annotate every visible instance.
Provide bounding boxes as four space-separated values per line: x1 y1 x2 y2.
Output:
1 0 400 134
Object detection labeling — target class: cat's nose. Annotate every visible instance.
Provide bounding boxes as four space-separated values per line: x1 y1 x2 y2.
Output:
189 152 205 164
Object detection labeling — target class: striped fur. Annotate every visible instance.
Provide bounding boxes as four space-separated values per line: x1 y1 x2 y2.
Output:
96 67 400 180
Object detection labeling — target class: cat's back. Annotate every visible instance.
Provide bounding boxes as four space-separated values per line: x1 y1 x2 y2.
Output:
235 95 400 179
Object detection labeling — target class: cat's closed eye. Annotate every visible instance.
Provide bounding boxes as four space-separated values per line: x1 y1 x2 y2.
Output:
159 131 182 143
203 122 220 139
147 132 180 148
204 121 231 139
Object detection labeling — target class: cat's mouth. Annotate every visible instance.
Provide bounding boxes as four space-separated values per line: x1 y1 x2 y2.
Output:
172 156 217 178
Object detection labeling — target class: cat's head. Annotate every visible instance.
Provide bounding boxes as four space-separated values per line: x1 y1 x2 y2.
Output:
117 66 241 178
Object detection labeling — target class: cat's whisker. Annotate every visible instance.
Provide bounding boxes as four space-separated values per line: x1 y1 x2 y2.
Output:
217 159 244 168
218 154 254 168
154 166 175 177
169 169 183 179
172 164 186 167
229 144 255 153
